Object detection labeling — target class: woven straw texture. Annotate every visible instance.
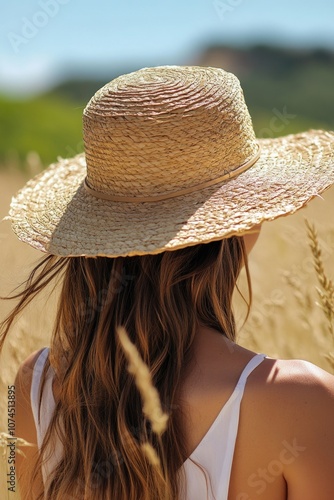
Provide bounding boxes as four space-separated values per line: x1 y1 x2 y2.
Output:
5 66 334 257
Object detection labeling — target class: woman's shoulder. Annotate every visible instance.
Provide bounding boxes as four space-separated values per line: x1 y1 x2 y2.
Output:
250 355 334 408
241 354 334 448
235 356 334 498
227 339 334 398
261 357 334 497
258 356 334 392
247 356 334 461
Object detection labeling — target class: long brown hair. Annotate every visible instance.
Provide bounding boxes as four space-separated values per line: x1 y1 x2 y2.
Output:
0 236 251 499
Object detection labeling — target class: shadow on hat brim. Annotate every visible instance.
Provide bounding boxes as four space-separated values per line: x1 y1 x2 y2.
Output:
5 129 334 257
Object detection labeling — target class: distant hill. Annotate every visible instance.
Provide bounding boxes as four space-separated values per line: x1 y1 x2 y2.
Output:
194 44 334 134
1 45 333 169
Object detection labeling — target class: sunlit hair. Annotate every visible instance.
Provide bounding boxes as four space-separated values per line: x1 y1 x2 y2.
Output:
0 236 251 499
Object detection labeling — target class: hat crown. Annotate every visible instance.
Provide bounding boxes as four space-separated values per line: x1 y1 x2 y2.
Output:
83 66 259 198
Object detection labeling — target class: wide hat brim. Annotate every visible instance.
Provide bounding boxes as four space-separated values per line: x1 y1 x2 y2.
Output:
5 129 334 257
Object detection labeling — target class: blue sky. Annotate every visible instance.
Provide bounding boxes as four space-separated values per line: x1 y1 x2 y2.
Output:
1 0 334 96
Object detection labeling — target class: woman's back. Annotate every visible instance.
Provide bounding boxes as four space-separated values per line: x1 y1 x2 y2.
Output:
30 340 269 499
27 324 334 499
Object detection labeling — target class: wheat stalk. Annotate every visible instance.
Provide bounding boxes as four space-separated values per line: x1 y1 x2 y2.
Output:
305 219 334 368
117 326 170 469
141 442 161 467
0 432 35 459
116 326 169 436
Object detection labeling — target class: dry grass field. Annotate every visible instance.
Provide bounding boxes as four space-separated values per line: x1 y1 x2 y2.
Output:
0 168 333 499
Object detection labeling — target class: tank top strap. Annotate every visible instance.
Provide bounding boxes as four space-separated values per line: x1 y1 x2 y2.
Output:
217 352 267 499
30 347 51 441
235 352 267 394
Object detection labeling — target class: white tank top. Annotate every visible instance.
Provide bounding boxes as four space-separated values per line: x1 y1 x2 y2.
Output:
30 347 267 499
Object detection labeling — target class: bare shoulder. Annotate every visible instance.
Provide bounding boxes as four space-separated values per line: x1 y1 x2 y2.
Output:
257 356 334 402
274 356 334 385
258 355 334 384
249 356 334 423
247 357 334 499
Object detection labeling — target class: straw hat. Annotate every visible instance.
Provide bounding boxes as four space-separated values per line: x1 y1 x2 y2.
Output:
4 66 334 257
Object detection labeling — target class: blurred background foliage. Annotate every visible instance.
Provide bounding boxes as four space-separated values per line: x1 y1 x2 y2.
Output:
1 44 334 170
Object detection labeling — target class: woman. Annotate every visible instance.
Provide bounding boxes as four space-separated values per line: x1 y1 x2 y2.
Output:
1 66 334 499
